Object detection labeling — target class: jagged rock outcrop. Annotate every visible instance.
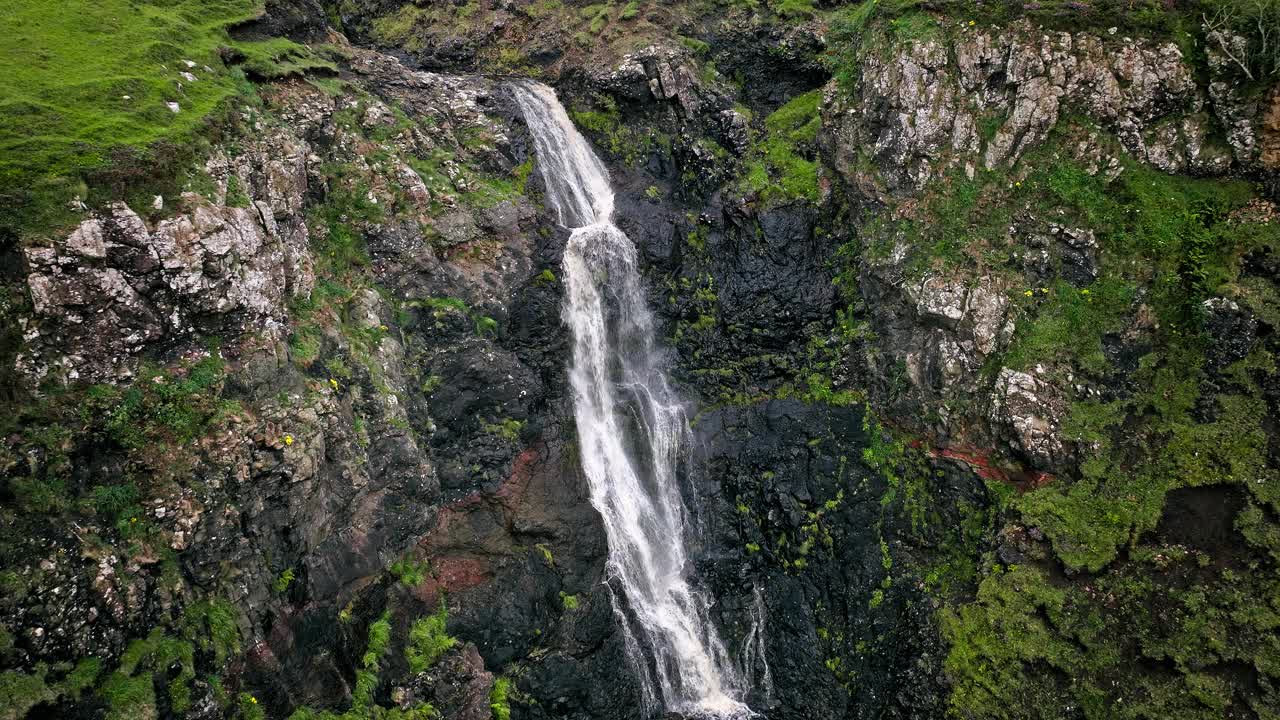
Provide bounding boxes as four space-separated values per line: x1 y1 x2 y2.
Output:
21 196 312 384
826 19 1265 196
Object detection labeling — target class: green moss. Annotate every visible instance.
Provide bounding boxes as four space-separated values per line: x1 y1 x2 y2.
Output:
569 97 663 167
535 543 555 565
559 591 580 610
483 418 525 442
944 552 1280 719
740 90 822 204
272 568 296 594
389 557 429 587
405 603 456 674
61 658 102 699
370 4 424 45
0 668 54 720
489 676 513 720
767 0 816 18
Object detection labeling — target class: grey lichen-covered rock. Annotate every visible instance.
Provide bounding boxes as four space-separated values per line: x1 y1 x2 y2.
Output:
990 366 1069 470
20 194 312 385
865 267 1013 433
593 45 711 115
827 19 1251 195
1202 297 1259 371
1023 224 1101 287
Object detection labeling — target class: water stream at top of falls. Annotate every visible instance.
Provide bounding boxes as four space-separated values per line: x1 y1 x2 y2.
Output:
511 81 753 719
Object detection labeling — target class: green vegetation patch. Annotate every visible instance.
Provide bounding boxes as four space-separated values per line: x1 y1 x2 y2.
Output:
944 555 1280 719
490 676 513 720
405 603 456 674
0 0 333 234
570 96 668 168
741 89 822 205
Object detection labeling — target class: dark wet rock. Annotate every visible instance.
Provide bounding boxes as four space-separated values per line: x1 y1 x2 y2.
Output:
690 399 985 720
1202 297 1258 372
231 0 331 43
398 644 495 720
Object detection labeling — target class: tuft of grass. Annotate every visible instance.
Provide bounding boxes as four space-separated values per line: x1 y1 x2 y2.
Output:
405 603 456 674
389 557 429 587
490 677 513 720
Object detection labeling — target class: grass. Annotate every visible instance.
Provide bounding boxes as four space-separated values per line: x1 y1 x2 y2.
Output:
0 0 333 236
405 603 456 674
98 630 196 719
182 599 241 665
741 89 822 204
389 557 430 587
490 677 513 720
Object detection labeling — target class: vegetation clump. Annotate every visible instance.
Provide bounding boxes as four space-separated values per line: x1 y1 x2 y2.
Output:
405 603 456 674
741 89 822 204
0 0 335 235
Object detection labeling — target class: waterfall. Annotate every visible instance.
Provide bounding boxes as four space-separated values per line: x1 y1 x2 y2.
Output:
511 81 752 719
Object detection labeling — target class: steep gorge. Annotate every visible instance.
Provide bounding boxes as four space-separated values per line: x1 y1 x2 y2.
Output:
1 1 1280 720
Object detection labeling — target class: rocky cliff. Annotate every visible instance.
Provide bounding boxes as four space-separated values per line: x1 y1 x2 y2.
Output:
2 1 1280 719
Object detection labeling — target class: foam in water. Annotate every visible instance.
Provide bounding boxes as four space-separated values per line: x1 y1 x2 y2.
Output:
511 81 754 718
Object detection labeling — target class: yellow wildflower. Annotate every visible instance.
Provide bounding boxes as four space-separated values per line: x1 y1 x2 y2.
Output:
329 378 338 389
1023 290 1033 297
1081 289 1091 295
1039 287 1049 294
284 434 294 446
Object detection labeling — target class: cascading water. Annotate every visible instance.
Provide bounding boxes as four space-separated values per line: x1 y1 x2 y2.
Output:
511 81 753 718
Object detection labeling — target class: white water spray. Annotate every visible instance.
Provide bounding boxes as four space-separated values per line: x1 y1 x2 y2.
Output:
512 81 752 718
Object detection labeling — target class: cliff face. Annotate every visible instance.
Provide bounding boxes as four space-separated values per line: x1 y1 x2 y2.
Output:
2 2 1280 720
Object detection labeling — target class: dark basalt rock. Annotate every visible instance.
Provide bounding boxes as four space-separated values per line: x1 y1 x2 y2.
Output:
230 0 331 43
688 399 983 720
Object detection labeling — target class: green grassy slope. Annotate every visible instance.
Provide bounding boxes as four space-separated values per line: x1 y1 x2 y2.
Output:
0 0 332 235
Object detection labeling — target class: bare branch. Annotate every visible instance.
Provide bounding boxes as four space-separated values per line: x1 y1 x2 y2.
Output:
1204 9 1257 81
